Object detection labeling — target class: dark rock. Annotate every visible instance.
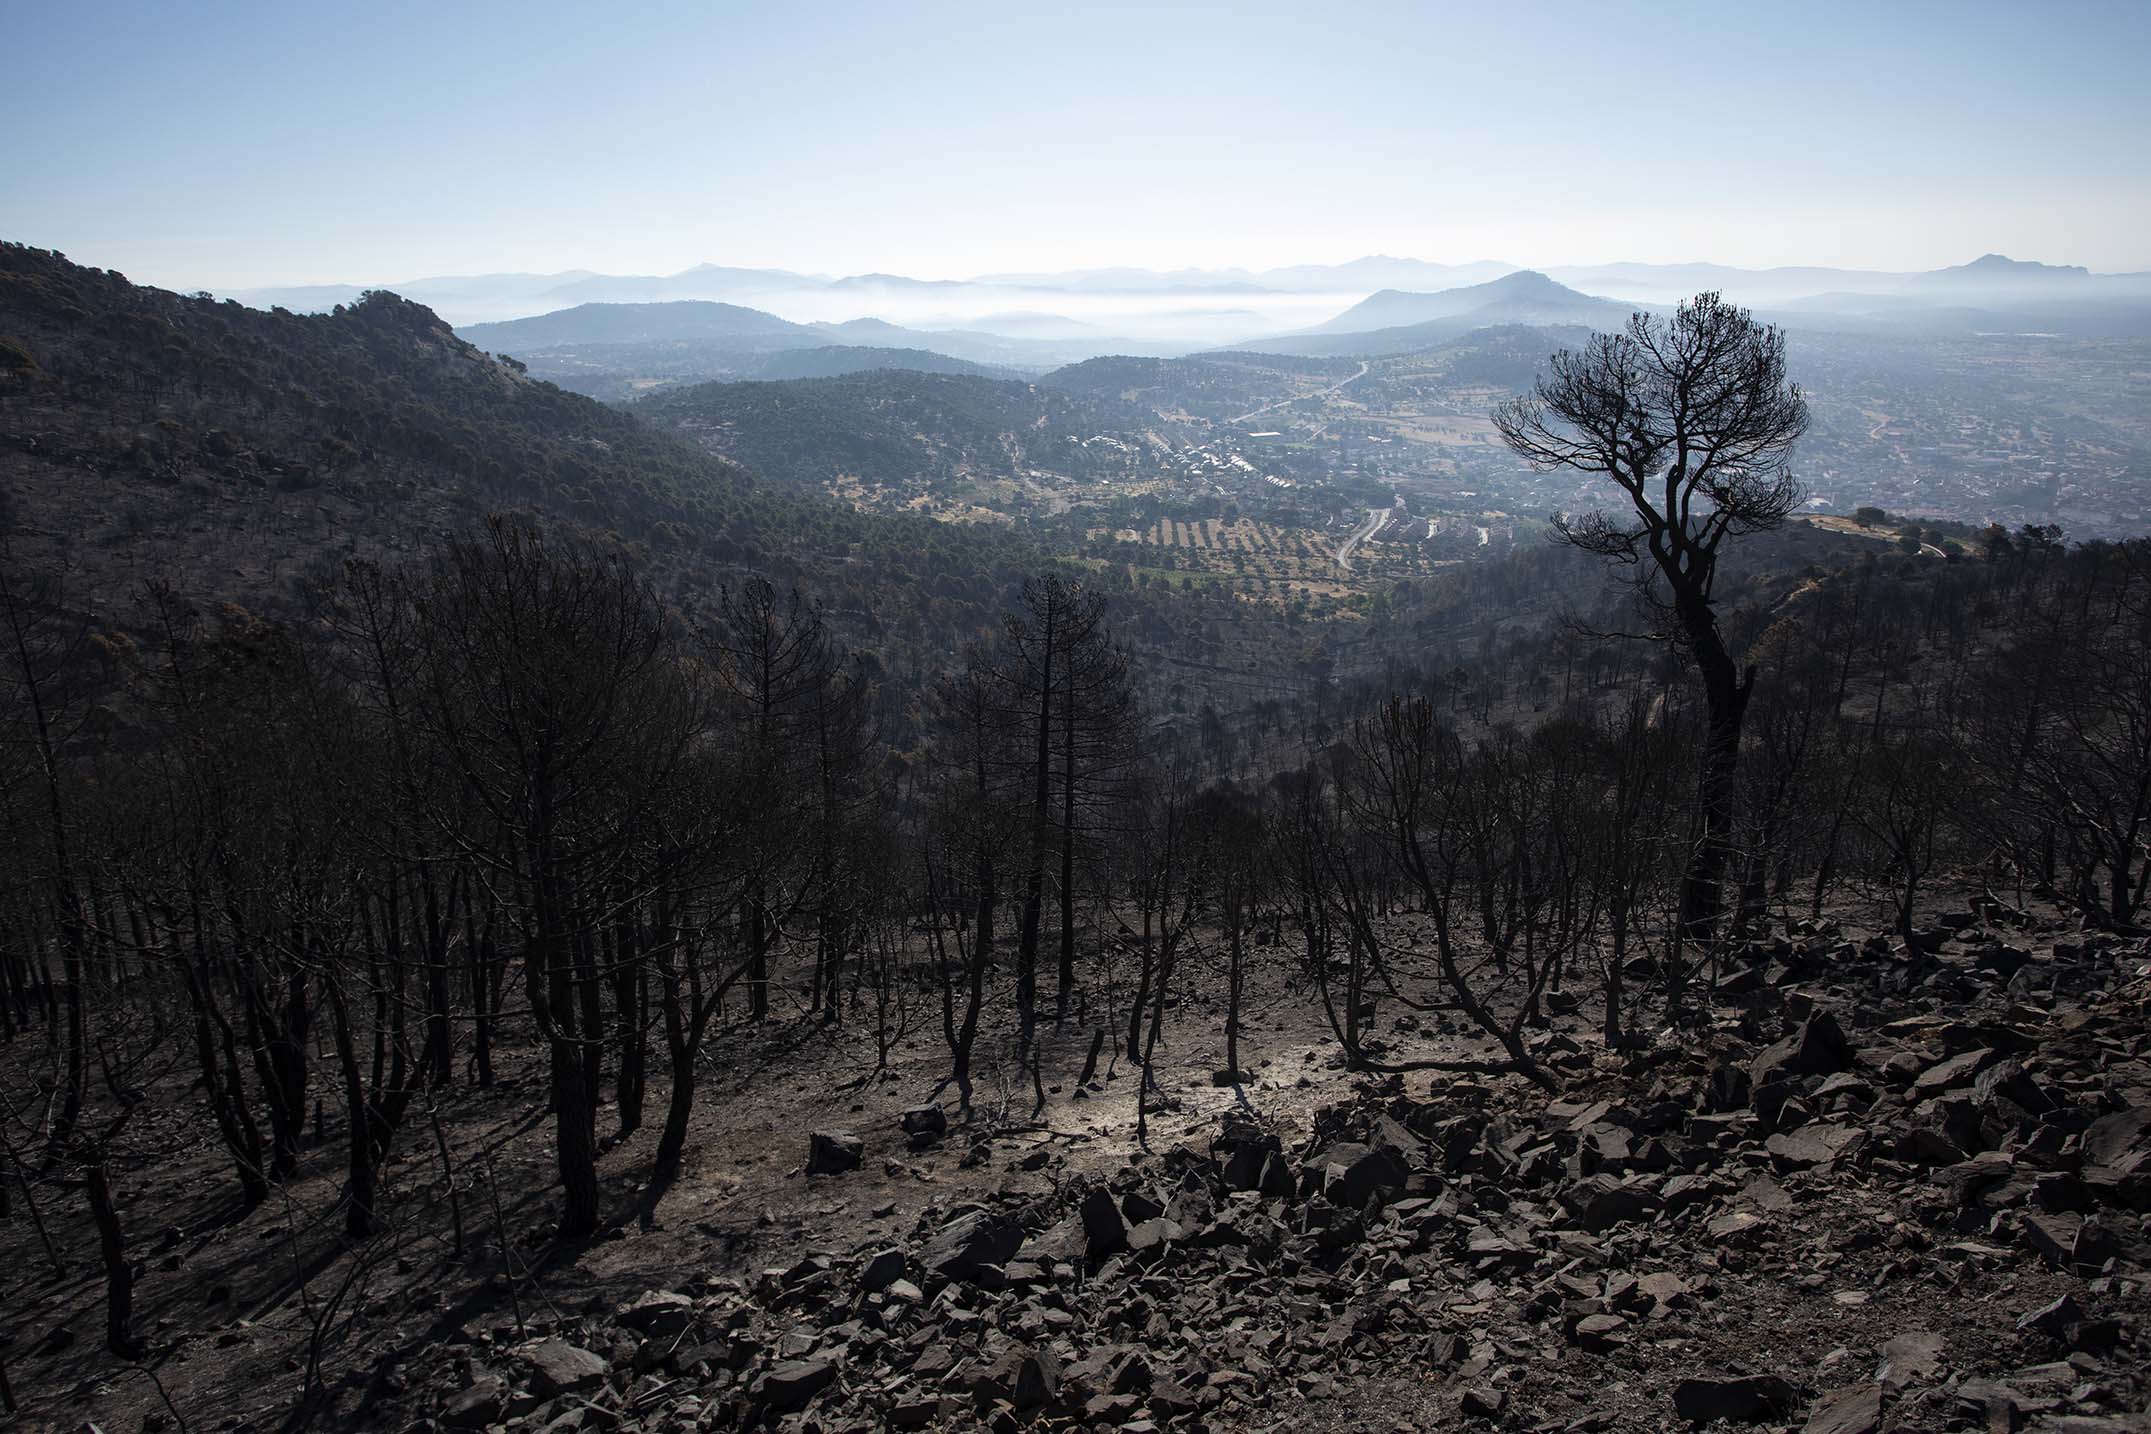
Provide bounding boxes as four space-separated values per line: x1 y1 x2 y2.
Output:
890 1396 942 1428
1561 1174 1660 1232
1754 1083 1804 1134
757 1358 836 1412
615 1289 693 1338
1578 1123 1636 1170
1914 1048 1998 1096
1688 1112 1749 1147
1633 1270 1692 1314
522 1339 608 1397
1371 1113 1423 1160
807 1130 864 1175
1083 1393 1142 1422
2016 1293 2083 1340
1009 1346 1061 1410
1147 1377 1200 1418
442 1380 507 1430
1766 1124 1862 1172
1900 1126 1969 1166
2029 1172 2088 1213
1258 1150 1297 1199
1000 1258 1048 1286
1750 1013 1853 1093
1973 1059 2054 1115
919 1210 1025 1282
901 1105 949 1141
911 1345 957 1381
2021 1211 2108 1272
1661 1173 1717 1213
673 1339 738 1375
1972 945 2032 979
1707 1210 1768 1243
1461 1385 1507 1418
1954 1379 2025 1433
1673 1374 1797 1423
1325 1142 1410 1208
1215 1121 1282 1192
2080 1107 2151 1208
1875 1329 1944 1390
2081 1107 2150 1169
1802 1384 1883 1434
1709 1059 1754 1112
2066 1317 2121 1353
1080 1187 1127 1260
2083 1160 2151 1211
1923 1096 1987 1157
859 1248 906 1293
1719 962 1765 995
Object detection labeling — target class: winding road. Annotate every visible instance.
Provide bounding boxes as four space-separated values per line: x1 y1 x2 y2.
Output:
1335 506 1390 573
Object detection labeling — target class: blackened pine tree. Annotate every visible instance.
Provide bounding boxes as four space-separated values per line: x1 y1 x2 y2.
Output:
1495 293 1808 940
1000 575 1113 1052
414 517 686 1239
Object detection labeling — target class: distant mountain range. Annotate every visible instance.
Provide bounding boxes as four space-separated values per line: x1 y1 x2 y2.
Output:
970 256 1516 294
226 257 1520 328
223 252 2151 363
454 301 1184 395
438 249 2151 402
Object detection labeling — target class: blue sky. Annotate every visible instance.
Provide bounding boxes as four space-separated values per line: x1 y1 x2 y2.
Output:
9 0 2149 289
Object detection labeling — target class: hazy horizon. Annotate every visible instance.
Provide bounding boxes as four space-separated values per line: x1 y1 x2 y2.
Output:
188 251 2151 292
12 0 2151 293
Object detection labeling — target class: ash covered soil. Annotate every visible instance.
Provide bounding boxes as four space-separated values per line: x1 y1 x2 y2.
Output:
5 887 2148 1434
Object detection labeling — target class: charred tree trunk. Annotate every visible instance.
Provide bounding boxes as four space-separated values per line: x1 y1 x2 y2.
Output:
326 983 376 1239
1680 597 1753 943
86 1159 139 1356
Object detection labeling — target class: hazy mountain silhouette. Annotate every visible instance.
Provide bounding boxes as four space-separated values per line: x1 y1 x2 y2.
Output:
461 301 812 348
1296 271 1627 337
1909 253 2092 290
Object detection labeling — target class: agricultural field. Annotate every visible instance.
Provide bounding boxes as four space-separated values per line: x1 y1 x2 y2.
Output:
1088 511 1477 614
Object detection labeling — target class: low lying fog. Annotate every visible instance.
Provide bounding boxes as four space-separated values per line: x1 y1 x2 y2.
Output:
744 285 1370 343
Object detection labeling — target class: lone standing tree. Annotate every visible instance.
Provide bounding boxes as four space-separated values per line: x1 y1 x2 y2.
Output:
1494 292 1809 941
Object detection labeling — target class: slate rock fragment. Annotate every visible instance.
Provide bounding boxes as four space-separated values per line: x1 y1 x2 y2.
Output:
808 1130 864 1175
1674 1373 1797 1423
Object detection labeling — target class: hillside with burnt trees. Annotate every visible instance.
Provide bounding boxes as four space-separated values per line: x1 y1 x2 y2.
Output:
0 244 1079 695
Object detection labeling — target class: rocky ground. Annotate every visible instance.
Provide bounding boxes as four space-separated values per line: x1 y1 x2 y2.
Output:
391 899 2150 1434
5 889 2148 1434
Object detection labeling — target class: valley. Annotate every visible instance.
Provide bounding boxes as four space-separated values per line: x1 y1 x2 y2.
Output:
436 274 2150 620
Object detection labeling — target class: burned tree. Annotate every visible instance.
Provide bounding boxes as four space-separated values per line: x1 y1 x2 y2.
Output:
1000 575 1110 1047
413 517 689 1239
1495 292 1808 939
